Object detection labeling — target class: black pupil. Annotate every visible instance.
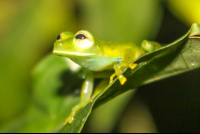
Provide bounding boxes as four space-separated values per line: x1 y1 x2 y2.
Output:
75 34 86 39
57 34 61 40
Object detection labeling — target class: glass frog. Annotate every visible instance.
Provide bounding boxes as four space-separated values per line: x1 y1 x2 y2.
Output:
53 30 160 124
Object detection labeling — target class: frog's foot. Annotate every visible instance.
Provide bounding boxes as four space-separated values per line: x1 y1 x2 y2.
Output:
63 102 87 125
141 40 161 53
110 63 127 85
109 73 127 85
110 63 137 85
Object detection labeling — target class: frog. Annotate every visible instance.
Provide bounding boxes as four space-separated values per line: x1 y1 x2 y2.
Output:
53 30 161 125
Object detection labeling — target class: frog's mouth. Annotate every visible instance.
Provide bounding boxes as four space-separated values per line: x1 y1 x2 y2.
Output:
53 50 96 57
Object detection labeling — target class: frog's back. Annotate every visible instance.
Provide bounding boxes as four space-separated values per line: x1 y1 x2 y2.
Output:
95 38 143 61
91 38 144 71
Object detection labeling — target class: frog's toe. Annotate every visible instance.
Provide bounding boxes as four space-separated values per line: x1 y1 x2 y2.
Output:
118 74 127 85
129 63 137 69
68 116 74 124
63 115 74 125
109 73 116 84
63 102 87 125
63 110 76 125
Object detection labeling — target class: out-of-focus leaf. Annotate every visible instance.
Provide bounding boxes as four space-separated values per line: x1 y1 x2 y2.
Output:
168 0 200 25
0 0 76 123
61 23 200 132
86 90 135 133
78 0 162 44
0 54 81 133
119 99 157 133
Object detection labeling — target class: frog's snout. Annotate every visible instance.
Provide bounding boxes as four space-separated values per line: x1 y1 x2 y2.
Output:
53 41 62 53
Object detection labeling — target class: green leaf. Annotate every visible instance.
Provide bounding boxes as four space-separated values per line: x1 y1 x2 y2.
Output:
61 23 200 132
0 55 82 133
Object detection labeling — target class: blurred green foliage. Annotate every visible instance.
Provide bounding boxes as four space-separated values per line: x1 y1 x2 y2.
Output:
0 0 200 133
0 0 77 124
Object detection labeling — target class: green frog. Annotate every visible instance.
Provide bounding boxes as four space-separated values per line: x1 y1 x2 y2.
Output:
53 30 160 124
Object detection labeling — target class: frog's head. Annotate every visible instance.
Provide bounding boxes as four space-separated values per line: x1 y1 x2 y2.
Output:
53 30 101 58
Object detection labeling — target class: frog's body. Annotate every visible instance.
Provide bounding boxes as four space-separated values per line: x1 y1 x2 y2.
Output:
54 33 144 72
53 30 160 125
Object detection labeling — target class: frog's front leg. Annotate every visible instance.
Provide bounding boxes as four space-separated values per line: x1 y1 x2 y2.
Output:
64 70 94 125
109 49 139 85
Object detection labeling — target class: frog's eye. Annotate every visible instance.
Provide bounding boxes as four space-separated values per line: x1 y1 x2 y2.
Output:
56 32 64 41
75 34 87 39
73 30 94 50
57 34 61 40
56 32 74 41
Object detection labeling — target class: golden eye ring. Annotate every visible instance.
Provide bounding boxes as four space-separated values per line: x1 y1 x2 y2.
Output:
73 30 94 50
